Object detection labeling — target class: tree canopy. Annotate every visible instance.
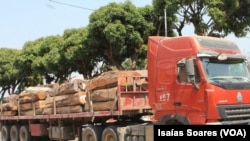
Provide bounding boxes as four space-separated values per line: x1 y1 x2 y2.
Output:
87 1 154 70
153 0 250 37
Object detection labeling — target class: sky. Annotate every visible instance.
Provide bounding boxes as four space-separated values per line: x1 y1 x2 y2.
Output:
1 0 249 57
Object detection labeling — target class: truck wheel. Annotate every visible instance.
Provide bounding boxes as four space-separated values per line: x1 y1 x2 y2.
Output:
1 125 10 141
82 126 102 141
19 125 31 141
10 125 20 141
101 126 118 141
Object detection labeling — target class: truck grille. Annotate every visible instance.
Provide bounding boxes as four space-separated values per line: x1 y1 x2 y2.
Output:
217 104 250 120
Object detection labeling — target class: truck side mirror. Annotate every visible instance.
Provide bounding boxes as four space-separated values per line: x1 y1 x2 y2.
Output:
185 58 199 90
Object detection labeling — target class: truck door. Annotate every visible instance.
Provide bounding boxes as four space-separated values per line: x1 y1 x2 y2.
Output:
174 58 206 124
154 61 176 118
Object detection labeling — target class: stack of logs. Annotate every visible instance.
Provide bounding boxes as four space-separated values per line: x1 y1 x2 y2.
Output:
0 70 148 116
0 79 86 116
84 70 148 112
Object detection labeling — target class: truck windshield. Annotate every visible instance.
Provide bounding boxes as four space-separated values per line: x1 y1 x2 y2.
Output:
201 57 250 82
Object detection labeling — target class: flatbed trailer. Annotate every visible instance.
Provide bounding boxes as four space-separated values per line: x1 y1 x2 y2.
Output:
0 70 152 141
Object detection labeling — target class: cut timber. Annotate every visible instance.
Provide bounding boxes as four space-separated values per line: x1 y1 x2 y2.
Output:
56 105 84 114
40 83 60 88
85 101 117 111
24 86 56 97
56 91 86 107
19 91 47 104
49 79 86 96
85 71 119 91
20 109 35 116
44 95 73 108
87 87 117 102
2 94 19 103
20 100 46 111
0 102 18 111
1 111 17 116
85 70 147 91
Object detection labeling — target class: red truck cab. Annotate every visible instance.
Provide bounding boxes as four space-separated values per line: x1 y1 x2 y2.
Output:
147 36 250 125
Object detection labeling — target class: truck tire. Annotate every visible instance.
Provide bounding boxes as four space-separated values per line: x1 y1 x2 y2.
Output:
1 125 10 141
82 126 102 141
101 125 118 141
10 125 20 141
19 125 31 141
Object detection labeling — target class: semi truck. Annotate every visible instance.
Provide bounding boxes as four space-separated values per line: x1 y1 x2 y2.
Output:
1 35 250 141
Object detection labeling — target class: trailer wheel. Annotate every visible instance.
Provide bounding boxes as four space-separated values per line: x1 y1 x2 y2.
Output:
19 125 31 141
10 125 20 141
101 125 118 141
82 126 102 141
1 125 10 141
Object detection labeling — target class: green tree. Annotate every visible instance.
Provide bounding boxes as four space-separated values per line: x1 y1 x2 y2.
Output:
88 1 154 70
36 35 66 83
17 39 46 89
63 27 96 79
0 48 22 98
153 0 250 37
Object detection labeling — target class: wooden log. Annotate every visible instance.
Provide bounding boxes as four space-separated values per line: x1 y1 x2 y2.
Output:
85 70 119 91
85 70 147 91
1 111 17 116
87 87 117 102
2 94 19 103
56 91 86 107
24 86 57 97
20 100 46 111
19 91 47 104
40 83 60 88
56 105 84 114
85 101 117 111
20 91 47 99
0 102 18 111
44 95 73 108
119 70 148 87
49 79 86 96
20 109 35 116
